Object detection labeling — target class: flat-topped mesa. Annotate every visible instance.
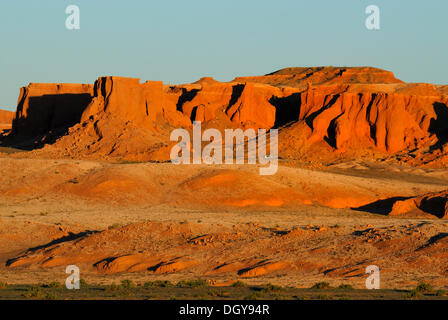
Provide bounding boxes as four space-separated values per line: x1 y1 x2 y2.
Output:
13 83 93 138
234 66 404 88
81 76 165 126
4 68 448 164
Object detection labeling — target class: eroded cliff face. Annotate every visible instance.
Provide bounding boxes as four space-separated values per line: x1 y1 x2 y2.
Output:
13 83 93 139
390 190 448 219
0 110 15 125
4 67 448 164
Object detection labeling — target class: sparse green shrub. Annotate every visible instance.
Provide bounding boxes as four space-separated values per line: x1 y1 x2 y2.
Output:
45 281 63 288
405 289 420 299
415 282 433 293
311 282 331 289
105 283 121 292
262 283 283 292
244 292 264 300
23 286 43 298
79 278 88 287
121 279 136 289
337 284 354 290
435 290 447 297
231 280 247 288
143 280 173 288
44 292 58 300
176 279 208 288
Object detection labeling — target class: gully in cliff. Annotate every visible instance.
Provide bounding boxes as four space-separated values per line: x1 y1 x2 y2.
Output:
170 121 278 175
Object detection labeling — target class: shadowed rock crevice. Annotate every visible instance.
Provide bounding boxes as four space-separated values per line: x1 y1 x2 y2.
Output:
429 102 448 150
176 88 199 112
269 92 301 128
351 196 411 215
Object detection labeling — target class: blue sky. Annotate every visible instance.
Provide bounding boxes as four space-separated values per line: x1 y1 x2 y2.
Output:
0 0 447 110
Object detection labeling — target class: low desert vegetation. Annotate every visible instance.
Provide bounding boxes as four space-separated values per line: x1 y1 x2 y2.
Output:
0 281 447 300
143 280 174 288
176 279 208 288
337 284 354 290
231 280 248 287
311 282 332 289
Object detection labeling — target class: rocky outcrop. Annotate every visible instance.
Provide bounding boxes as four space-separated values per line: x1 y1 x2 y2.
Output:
3 67 448 164
295 88 446 152
234 66 404 88
390 190 448 219
13 83 93 139
0 110 15 130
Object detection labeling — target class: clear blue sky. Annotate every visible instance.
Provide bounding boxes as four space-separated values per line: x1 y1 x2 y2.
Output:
0 0 447 110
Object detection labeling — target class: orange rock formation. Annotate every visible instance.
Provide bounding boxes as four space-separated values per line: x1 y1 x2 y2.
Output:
1 67 447 165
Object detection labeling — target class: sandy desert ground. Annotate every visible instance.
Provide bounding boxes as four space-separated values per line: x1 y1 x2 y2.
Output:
0 67 447 293
0 153 446 290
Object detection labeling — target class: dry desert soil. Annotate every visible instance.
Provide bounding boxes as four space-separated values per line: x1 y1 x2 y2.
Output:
1 67 448 299
0 153 446 296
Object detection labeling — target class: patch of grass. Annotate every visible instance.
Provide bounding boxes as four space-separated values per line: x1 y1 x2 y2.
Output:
44 281 63 289
405 289 421 299
231 280 247 288
0 282 8 289
44 292 58 300
143 280 173 288
311 282 332 290
262 283 283 293
435 290 447 297
79 278 88 287
68 178 79 184
121 279 136 289
105 283 122 292
23 286 43 298
316 294 332 300
337 284 354 290
176 279 208 288
217 291 231 298
244 292 265 300
415 282 433 293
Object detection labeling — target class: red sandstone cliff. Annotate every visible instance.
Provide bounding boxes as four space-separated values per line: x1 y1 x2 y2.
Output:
13 83 93 139
3 67 448 165
0 110 15 125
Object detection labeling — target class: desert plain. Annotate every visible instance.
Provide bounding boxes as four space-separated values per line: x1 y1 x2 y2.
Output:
0 67 447 295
